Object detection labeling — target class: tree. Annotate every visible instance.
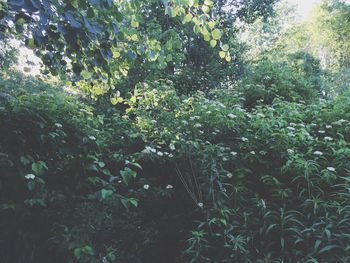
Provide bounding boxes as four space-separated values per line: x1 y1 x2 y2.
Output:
1 0 278 95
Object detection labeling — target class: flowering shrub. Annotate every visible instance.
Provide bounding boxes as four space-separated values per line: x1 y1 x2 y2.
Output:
1 74 350 262
126 82 350 262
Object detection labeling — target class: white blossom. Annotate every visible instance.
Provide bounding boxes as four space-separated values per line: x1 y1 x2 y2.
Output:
228 113 237 119
150 148 157 153
157 151 164 156
287 149 294 154
194 123 202 128
326 125 332 129
181 120 188 125
318 130 326 134
169 143 175 151
197 202 204 208
313 151 323 156
166 184 173 189
324 136 333 141
327 167 336 172
142 147 151 154
88 135 96 140
230 151 237 156
143 184 150 190
227 172 233 178
241 137 249 142
25 174 35 180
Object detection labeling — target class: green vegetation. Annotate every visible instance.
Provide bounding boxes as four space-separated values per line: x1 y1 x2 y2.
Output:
1 0 350 262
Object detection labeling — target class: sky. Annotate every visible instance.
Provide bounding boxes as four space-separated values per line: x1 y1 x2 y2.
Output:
286 0 322 20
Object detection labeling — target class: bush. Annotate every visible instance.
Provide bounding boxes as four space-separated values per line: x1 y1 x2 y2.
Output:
1 77 350 263
238 59 320 108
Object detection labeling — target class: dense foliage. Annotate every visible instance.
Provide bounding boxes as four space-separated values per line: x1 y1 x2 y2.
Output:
1 0 350 263
1 71 350 262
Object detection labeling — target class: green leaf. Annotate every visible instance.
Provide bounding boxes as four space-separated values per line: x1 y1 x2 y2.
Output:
97 161 105 168
101 189 113 200
131 20 139 28
31 161 47 174
208 21 215 29
219 51 226 58
120 167 137 185
121 197 138 209
212 29 221 40
82 245 94 256
81 70 92 79
202 5 210 13
184 13 193 23
221 44 229 51
27 38 36 49
74 248 82 260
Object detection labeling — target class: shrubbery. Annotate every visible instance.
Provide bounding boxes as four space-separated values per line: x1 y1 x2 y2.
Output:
1 72 350 262
238 59 321 108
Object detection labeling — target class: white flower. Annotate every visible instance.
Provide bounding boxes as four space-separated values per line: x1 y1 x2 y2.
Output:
250 151 256 155
222 157 228 161
313 151 323 156
88 135 96 140
150 148 157 153
166 184 173 189
318 130 326 134
168 153 174 158
150 119 157 124
25 174 35 180
197 202 204 208
206 111 212 114
143 184 149 190
327 167 336 172
324 136 333 141
227 172 233 178
326 125 332 129
241 137 248 142
157 151 164 156
287 149 294 154
230 151 237 156
333 119 347 125
289 122 296 127
142 147 151 154
194 123 202 128
54 123 63 128
169 143 175 151
228 113 237 119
